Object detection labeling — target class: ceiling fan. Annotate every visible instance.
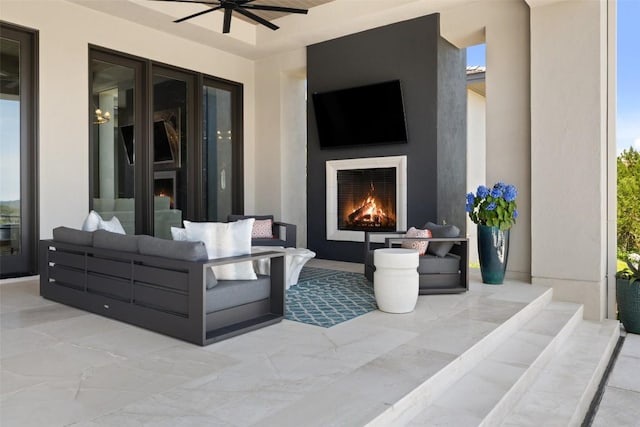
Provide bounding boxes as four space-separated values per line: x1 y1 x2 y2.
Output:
152 0 309 33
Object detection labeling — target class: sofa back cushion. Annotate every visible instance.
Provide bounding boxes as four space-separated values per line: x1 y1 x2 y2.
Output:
52 227 94 246
423 222 460 257
138 235 207 261
93 229 139 253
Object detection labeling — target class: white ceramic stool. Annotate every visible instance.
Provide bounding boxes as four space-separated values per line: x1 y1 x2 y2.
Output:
373 248 419 313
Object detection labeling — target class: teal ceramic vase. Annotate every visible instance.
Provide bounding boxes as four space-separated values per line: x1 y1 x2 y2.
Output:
477 224 510 284
616 277 640 334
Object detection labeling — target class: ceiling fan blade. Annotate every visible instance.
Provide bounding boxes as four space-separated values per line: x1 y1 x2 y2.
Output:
222 8 233 33
234 7 279 30
173 6 222 23
241 4 308 14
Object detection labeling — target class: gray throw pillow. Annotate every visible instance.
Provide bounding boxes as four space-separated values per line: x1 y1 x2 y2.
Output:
52 226 94 246
423 222 460 257
93 229 139 253
137 235 217 289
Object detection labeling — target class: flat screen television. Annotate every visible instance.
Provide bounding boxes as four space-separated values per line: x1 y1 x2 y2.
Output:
120 121 174 165
312 80 408 149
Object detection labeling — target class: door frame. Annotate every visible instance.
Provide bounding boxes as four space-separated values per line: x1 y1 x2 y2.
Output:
0 21 39 279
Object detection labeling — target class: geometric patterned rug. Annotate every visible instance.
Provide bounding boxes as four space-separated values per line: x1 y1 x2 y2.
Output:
285 267 378 328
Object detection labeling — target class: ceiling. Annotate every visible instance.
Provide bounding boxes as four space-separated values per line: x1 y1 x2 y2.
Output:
68 0 482 60
228 0 336 23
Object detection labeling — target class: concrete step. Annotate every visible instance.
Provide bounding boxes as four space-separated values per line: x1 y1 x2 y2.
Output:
395 300 585 426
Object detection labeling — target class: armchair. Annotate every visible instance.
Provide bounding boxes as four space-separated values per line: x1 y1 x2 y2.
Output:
228 214 297 248
364 226 468 294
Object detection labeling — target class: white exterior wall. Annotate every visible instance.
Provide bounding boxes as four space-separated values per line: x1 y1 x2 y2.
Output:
467 88 487 265
529 0 611 320
1 0 256 237
253 49 307 246
441 0 531 281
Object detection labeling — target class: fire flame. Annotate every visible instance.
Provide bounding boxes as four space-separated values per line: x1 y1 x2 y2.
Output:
346 183 395 228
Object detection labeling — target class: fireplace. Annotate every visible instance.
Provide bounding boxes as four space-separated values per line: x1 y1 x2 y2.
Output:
338 168 396 232
326 156 407 242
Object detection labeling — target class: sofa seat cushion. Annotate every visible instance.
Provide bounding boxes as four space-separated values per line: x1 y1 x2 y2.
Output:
417 253 460 275
206 275 271 314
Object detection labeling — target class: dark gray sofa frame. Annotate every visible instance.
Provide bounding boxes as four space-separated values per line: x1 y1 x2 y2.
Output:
39 239 285 346
364 232 469 294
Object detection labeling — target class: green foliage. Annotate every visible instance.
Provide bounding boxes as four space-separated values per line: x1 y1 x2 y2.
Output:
617 147 640 257
466 182 518 231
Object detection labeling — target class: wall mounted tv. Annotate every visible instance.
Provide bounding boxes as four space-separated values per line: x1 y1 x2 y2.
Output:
312 80 408 149
119 121 175 166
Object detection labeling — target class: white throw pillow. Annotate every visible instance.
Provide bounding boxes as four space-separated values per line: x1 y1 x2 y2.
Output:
184 219 257 281
171 226 187 241
81 210 126 235
81 210 102 232
100 216 126 234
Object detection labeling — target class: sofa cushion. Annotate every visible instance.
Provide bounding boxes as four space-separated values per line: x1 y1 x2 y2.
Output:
206 275 270 314
138 235 208 261
401 227 432 255
81 210 126 234
184 219 257 281
52 227 94 246
417 253 460 274
93 229 139 253
171 226 187 241
114 198 135 211
423 222 460 257
138 235 217 289
252 219 273 239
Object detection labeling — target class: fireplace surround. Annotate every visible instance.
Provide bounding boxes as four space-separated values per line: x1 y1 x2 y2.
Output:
326 156 407 242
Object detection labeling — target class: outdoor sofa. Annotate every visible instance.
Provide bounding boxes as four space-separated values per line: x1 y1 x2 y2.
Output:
40 227 285 346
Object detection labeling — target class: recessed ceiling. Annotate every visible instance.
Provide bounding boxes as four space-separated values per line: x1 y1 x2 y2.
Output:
230 0 335 23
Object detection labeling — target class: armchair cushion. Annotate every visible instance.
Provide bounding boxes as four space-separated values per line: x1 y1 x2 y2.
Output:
252 219 274 238
53 227 94 246
423 222 460 257
401 227 432 255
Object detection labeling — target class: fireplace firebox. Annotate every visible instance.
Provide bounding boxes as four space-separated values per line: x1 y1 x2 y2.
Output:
337 168 396 232
326 156 407 242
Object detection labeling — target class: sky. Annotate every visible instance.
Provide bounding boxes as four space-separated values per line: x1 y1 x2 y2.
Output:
466 0 640 156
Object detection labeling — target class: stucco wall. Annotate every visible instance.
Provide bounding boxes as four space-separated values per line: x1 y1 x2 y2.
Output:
467 89 487 265
1 0 256 237
529 0 611 320
440 0 531 281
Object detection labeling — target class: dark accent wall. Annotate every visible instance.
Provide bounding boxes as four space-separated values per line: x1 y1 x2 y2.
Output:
306 13 466 263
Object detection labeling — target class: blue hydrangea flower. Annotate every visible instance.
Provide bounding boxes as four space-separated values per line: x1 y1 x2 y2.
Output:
486 202 497 211
466 203 472 213
513 210 519 219
504 185 518 202
494 182 506 191
490 187 503 198
477 185 489 198
466 192 475 205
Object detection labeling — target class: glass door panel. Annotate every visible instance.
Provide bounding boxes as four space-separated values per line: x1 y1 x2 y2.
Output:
152 72 188 238
90 60 136 234
203 85 233 221
0 26 37 278
0 38 22 257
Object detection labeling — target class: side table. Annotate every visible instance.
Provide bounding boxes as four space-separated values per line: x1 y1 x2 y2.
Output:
373 248 419 313
252 246 316 289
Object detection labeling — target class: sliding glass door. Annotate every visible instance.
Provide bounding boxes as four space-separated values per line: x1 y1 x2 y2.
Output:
90 53 141 235
202 79 243 221
0 24 38 278
89 47 243 236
